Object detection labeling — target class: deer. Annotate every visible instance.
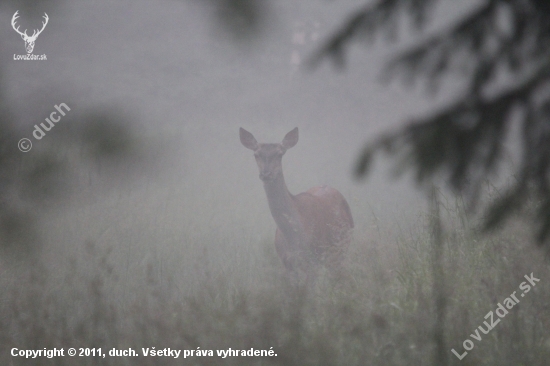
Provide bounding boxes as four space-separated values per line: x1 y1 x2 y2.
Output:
11 11 49 54
240 127 354 281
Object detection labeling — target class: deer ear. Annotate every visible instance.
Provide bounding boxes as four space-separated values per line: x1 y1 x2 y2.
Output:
240 128 258 150
282 127 299 150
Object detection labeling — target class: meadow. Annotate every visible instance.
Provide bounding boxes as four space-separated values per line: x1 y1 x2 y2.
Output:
1 188 549 366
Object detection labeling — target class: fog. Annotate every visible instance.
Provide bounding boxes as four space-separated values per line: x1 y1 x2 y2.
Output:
4 0 426 273
1 0 549 365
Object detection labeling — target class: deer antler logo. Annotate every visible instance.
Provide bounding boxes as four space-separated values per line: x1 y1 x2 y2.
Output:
11 11 49 54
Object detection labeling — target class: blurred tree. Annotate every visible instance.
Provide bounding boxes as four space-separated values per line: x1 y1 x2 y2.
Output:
307 0 550 247
195 0 269 42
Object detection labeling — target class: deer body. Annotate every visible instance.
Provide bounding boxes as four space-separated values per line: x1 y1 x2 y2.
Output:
240 127 354 273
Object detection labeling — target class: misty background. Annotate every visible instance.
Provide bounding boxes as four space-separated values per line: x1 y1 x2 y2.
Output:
1 0 548 365
1 0 430 280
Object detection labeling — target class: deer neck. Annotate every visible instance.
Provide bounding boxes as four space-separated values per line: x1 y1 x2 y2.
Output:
263 174 305 245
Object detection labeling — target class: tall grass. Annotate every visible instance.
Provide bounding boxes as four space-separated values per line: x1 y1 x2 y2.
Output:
1 195 549 365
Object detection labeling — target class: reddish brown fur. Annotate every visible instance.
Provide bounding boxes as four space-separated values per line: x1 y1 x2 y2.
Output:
274 186 354 270
240 127 354 274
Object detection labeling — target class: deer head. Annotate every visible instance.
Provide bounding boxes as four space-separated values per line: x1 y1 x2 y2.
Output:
240 128 299 182
12 11 49 54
